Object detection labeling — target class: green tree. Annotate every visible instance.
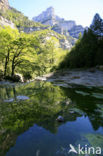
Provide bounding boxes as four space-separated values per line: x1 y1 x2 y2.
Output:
0 26 19 76
10 33 37 77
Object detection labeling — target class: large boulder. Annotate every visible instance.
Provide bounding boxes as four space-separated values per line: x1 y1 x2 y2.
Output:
13 73 24 82
5 73 24 82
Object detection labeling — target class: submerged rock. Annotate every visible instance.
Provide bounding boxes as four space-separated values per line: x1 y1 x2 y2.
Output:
69 108 84 115
69 111 74 114
92 93 103 99
89 68 96 73
75 90 90 96
56 116 64 122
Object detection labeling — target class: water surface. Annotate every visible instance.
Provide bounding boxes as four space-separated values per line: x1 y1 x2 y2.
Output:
0 81 103 156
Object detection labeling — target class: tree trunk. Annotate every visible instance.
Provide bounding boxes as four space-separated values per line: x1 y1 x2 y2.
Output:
4 50 10 77
4 56 8 77
11 64 15 77
11 57 15 77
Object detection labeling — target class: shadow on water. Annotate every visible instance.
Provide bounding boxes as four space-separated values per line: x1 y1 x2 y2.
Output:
0 81 103 156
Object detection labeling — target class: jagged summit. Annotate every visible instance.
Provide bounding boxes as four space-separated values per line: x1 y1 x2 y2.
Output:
90 13 103 36
33 6 56 26
32 7 85 38
46 6 55 13
0 0 9 11
91 13 102 26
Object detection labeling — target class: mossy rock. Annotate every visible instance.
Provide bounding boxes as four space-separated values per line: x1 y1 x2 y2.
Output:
69 108 85 116
92 93 103 99
75 90 90 96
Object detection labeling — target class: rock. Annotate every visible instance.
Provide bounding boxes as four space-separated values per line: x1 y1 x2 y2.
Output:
69 108 84 115
71 76 80 79
68 25 85 38
0 0 9 11
33 7 56 26
56 116 64 122
96 65 103 70
13 74 24 82
18 26 49 33
59 38 72 49
69 111 74 114
0 16 15 29
90 13 103 37
35 77 47 81
32 7 85 39
89 68 96 73
96 65 99 69
99 65 103 71
5 73 24 82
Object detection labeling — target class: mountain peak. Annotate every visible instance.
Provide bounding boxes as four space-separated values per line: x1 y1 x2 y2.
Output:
33 6 56 26
46 6 54 11
93 13 102 23
32 7 85 38
45 6 55 17
90 13 103 36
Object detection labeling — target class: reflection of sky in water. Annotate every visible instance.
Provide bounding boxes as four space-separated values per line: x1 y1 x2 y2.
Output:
4 96 29 103
6 117 103 156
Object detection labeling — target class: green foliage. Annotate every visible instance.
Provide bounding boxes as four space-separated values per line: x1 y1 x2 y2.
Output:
0 7 46 28
0 26 67 80
59 28 103 68
0 26 37 78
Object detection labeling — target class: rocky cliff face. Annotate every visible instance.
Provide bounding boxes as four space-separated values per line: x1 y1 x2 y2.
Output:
0 0 9 11
0 16 15 28
90 13 103 36
68 25 85 38
33 7 56 26
0 0 14 28
33 7 85 38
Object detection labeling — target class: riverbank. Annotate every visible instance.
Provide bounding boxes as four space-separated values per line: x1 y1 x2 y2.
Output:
1 68 103 88
35 69 103 87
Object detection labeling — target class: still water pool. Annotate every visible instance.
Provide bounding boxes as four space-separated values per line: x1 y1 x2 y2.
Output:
0 81 103 156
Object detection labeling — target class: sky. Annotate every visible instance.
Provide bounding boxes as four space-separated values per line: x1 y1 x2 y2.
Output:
9 0 103 27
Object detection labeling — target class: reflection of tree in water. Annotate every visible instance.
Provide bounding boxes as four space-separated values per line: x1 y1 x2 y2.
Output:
0 82 103 155
0 86 17 102
0 82 76 155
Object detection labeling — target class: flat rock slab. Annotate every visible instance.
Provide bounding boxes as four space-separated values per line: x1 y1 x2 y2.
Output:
35 69 103 87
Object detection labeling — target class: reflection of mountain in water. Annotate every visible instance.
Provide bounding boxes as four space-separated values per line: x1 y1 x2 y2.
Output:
0 81 103 155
